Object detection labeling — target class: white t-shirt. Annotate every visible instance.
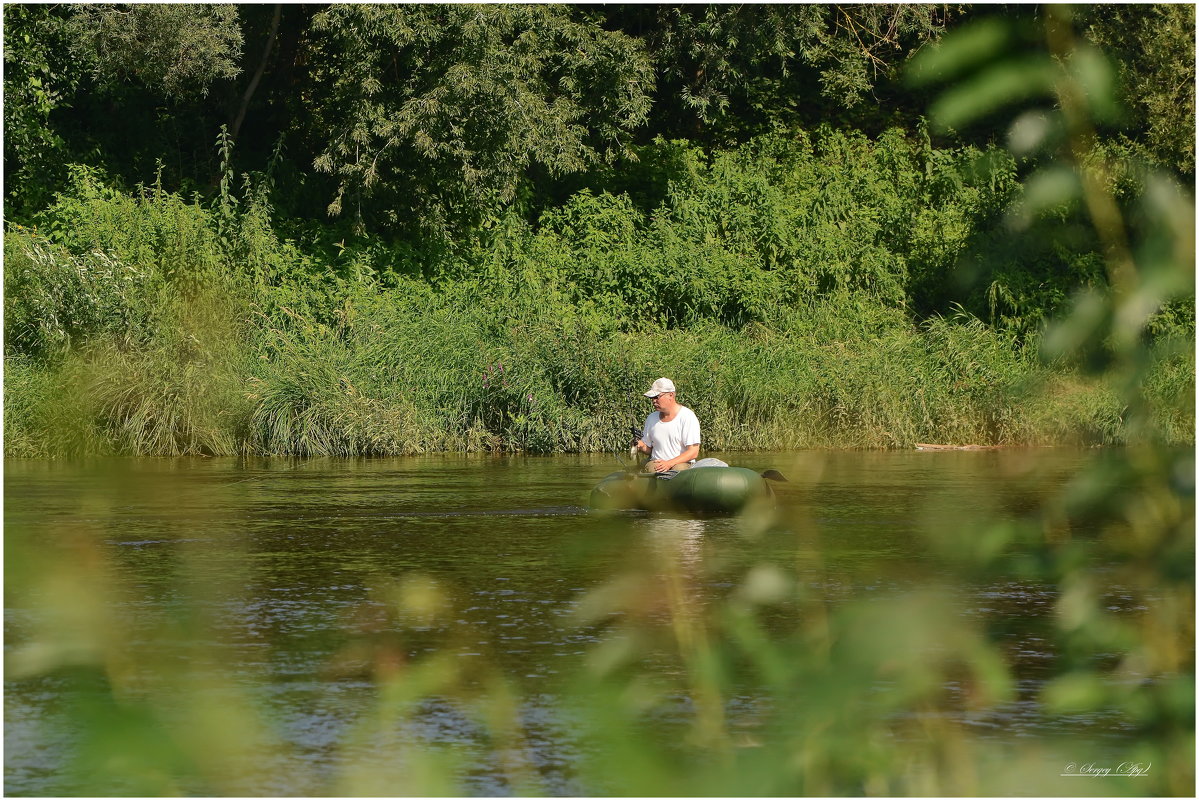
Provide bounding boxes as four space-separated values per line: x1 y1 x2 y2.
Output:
642 406 701 463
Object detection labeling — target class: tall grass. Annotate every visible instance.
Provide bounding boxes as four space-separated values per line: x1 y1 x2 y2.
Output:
4 126 1191 458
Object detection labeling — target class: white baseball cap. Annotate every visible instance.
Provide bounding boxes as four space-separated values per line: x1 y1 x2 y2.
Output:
644 377 677 398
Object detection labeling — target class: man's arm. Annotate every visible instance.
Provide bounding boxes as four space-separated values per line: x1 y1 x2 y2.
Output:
650 443 700 473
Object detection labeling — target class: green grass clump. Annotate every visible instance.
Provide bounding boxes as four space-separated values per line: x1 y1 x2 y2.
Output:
4 125 1191 458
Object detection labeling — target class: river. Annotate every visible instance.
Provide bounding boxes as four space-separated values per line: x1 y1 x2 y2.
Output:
3 449 1175 795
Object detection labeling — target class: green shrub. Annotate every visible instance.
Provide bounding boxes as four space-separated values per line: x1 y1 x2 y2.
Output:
4 228 161 359
4 127 1189 457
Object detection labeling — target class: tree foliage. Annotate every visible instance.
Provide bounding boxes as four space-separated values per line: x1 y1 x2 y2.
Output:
303 4 653 233
66 4 243 98
2 3 1194 329
1079 3 1196 175
602 4 954 142
3 5 80 216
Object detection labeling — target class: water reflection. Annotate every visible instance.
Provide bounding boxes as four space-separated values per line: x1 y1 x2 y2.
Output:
4 450 1173 795
641 516 710 564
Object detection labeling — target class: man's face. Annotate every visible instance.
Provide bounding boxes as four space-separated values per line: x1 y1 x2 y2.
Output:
651 391 675 413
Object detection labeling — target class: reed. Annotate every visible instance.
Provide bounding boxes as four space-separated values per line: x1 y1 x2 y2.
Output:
2 272 1170 458
4 125 1191 458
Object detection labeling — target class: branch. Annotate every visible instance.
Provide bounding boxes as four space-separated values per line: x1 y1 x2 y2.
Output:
230 4 282 143
836 6 888 74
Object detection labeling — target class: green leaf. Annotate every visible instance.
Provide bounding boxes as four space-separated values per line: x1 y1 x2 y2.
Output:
1067 43 1121 124
1014 166 1081 223
1042 672 1108 713
906 18 1011 87
1007 110 1059 156
929 55 1057 130
1040 289 1109 362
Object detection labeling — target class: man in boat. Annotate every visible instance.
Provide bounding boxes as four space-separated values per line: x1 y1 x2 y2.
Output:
634 378 702 473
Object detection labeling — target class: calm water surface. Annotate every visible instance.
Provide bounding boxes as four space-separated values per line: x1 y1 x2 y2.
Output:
4 450 1152 795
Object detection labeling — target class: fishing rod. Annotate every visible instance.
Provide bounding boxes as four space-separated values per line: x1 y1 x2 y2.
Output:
613 389 649 473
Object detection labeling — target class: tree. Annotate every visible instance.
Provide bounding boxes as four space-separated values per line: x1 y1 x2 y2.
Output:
3 5 80 217
66 3 243 99
3 4 247 218
597 4 954 144
302 4 653 235
1078 3 1196 177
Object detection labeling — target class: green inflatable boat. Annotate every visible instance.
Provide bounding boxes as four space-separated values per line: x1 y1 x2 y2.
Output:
589 465 785 514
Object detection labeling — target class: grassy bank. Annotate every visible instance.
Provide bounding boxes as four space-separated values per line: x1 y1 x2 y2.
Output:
6 238 1188 459
4 129 1193 458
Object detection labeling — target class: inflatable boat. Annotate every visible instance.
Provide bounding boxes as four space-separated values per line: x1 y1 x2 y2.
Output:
589 465 784 514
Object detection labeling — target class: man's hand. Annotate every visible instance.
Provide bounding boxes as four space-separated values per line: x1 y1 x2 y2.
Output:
649 444 699 473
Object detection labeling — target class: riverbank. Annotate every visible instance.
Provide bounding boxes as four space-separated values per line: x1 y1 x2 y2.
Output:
4 128 1193 458
5 238 1191 458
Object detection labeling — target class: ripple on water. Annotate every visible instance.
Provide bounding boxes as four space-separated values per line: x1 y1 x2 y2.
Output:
3 450 1157 795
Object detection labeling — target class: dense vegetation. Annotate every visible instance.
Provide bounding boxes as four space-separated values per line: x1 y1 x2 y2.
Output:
4 6 1193 797
4 4 1194 456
